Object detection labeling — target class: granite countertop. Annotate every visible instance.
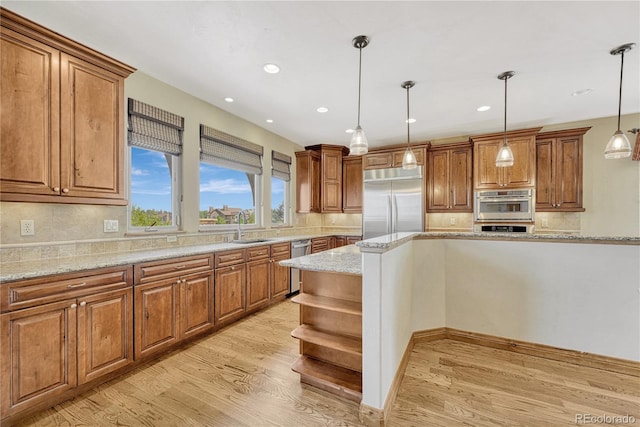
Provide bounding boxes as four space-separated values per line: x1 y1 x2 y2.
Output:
0 234 328 283
279 244 362 276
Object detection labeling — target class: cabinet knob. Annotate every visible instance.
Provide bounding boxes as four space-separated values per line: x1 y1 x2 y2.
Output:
70 303 77 309
62 188 69 193
79 301 86 307
53 187 60 192
231 265 235 270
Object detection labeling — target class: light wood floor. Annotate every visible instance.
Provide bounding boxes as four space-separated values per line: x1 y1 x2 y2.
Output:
17 300 639 427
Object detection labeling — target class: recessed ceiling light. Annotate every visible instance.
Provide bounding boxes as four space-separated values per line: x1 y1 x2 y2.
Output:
224 97 234 103
477 105 491 112
345 129 354 134
263 63 280 74
266 119 273 123
405 118 416 124
571 88 593 97
317 107 329 113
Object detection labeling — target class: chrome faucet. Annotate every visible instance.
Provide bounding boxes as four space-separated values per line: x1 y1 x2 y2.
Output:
236 211 246 240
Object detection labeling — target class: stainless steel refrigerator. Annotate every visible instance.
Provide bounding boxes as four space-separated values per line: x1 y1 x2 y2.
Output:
363 166 424 239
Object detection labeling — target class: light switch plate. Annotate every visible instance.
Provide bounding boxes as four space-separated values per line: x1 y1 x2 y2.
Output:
103 220 119 233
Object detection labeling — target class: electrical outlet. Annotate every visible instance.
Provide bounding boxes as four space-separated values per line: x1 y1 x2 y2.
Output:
541 217 549 229
166 235 177 243
449 217 457 226
103 220 119 233
20 220 35 236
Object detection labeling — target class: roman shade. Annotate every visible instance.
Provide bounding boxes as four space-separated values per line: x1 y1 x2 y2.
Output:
271 150 291 181
200 125 263 175
127 98 184 155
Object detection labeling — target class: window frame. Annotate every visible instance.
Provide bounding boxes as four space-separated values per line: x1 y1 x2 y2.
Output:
270 175 291 227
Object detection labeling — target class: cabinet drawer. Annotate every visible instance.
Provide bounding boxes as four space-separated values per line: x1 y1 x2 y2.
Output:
135 254 213 285
1 265 132 312
270 242 291 257
215 249 246 268
247 245 270 261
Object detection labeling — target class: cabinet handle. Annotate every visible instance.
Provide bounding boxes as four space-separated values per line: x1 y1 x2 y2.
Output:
79 301 86 307
53 187 60 192
67 282 87 288
70 303 77 309
174 265 186 270
62 188 69 193
145 309 149 320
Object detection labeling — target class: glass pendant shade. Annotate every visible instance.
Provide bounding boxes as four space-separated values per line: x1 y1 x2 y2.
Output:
402 146 417 169
496 140 514 167
349 126 368 155
604 130 632 159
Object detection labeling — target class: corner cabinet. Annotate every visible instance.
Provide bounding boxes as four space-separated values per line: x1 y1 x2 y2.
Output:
535 127 590 212
296 145 349 213
295 150 321 213
342 156 363 213
472 128 541 189
427 142 473 212
0 8 135 205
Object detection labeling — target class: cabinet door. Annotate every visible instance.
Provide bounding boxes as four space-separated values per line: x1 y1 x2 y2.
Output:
392 147 425 167
270 254 291 299
322 150 343 212
505 137 536 187
246 259 270 311
535 138 555 210
77 288 132 385
0 27 60 198
334 236 347 247
181 271 214 339
363 152 392 170
474 141 501 189
427 150 450 211
343 157 363 213
1 300 77 418
215 265 246 324
450 147 473 211
556 136 582 209
134 280 179 360
60 53 124 201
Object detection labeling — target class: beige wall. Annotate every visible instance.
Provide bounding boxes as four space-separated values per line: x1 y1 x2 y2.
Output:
0 71 638 251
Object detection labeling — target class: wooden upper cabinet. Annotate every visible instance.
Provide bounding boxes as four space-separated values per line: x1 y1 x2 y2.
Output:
472 128 540 189
536 127 590 212
363 145 427 170
427 142 472 212
296 145 348 213
342 156 363 213
0 8 135 205
295 150 321 213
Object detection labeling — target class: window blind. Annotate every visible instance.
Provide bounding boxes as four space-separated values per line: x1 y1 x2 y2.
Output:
127 98 184 155
272 150 291 181
200 124 263 175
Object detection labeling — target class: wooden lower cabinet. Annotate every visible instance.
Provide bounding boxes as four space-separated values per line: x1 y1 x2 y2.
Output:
215 264 246 324
181 272 215 339
247 258 270 311
77 288 133 384
1 300 77 418
134 279 180 360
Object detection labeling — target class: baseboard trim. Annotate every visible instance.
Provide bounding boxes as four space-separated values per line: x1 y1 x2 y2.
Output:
360 327 639 426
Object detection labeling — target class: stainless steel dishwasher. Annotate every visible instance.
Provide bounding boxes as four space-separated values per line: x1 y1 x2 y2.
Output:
289 239 311 295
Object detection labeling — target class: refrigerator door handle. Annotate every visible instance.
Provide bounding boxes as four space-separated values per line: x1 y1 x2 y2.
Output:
387 195 393 234
393 195 398 233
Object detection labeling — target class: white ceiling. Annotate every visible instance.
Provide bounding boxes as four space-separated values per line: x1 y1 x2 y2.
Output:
4 1 640 149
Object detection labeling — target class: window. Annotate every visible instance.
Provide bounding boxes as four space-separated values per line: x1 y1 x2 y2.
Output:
127 99 183 229
271 150 291 226
199 125 263 228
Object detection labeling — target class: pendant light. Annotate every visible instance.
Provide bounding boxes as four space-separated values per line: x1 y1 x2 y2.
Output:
349 35 369 155
496 71 515 167
604 43 635 159
401 81 417 170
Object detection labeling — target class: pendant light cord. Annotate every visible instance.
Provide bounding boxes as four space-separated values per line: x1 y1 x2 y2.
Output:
357 46 363 127
406 85 411 145
503 75 508 145
617 51 624 132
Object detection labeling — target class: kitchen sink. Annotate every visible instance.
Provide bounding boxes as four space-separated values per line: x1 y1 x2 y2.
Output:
231 238 273 244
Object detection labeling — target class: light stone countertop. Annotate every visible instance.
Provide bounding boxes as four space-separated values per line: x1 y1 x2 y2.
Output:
3 231 638 282
279 244 362 276
0 235 325 283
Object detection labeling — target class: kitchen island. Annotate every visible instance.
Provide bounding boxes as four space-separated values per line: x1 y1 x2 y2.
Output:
279 245 363 402
280 232 640 426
